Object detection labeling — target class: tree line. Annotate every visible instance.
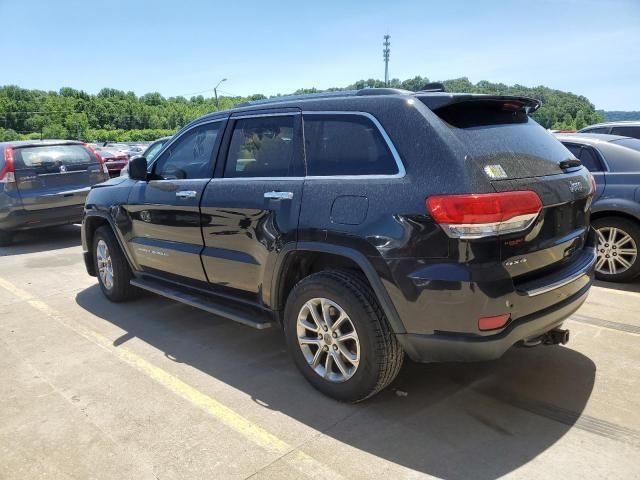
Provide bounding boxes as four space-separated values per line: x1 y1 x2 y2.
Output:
0 76 604 142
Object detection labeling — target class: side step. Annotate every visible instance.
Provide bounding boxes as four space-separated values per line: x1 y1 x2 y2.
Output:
130 277 275 329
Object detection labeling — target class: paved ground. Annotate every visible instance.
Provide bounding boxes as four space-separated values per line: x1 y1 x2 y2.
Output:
1 225 639 480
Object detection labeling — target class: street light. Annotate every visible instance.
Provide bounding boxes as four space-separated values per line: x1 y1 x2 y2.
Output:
214 78 227 108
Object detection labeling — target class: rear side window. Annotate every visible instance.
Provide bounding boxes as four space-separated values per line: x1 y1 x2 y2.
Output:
578 147 603 172
13 144 94 173
601 145 640 172
610 126 640 139
303 114 398 176
224 116 296 178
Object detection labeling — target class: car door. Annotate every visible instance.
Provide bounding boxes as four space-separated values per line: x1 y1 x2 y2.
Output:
200 110 304 305
125 119 225 286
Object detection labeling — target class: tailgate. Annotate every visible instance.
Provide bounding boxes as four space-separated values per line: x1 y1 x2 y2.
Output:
13 144 106 211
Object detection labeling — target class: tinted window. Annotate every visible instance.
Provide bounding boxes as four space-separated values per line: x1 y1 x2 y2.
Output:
13 144 95 173
581 127 609 134
154 123 221 179
303 114 398 176
578 147 602 172
610 126 640 139
224 116 295 178
563 143 582 158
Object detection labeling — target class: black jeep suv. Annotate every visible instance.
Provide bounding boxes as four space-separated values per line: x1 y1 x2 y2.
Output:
81 88 596 402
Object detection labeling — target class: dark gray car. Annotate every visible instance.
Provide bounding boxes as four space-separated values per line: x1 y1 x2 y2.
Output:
578 121 640 139
0 140 109 246
556 133 640 281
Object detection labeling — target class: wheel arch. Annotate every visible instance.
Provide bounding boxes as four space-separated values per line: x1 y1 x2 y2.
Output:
271 242 406 334
82 210 138 273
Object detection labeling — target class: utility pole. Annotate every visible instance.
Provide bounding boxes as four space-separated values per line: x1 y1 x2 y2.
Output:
383 34 391 86
214 78 227 109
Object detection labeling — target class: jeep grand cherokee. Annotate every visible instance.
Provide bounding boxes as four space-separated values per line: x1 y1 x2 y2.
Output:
81 87 596 402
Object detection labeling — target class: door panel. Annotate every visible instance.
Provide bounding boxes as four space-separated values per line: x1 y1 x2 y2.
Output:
124 120 225 284
126 179 210 283
200 111 304 304
200 180 303 301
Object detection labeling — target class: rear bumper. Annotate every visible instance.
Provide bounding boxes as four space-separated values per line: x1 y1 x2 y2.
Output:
396 282 590 363
0 205 83 231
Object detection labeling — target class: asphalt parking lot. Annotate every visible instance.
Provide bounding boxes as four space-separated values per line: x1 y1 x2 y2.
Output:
1 225 639 480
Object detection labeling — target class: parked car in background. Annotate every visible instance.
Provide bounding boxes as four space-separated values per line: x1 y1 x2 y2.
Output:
579 121 640 139
556 133 640 282
82 88 596 401
0 140 109 246
119 136 172 177
95 147 129 176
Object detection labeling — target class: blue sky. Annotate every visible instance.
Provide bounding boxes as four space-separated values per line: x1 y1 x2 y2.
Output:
1 0 638 110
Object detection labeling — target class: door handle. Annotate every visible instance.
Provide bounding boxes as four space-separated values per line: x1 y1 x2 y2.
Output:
175 190 197 199
264 191 294 201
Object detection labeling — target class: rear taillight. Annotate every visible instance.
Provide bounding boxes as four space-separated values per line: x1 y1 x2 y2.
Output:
427 191 542 239
0 147 16 184
84 144 109 175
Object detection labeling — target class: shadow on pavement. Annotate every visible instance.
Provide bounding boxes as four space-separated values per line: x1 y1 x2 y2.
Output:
0 225 81 257
76 285 596 479
594 278 640 294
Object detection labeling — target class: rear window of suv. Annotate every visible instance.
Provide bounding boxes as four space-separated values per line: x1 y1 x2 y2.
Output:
13 144 94 173
303 114 398 176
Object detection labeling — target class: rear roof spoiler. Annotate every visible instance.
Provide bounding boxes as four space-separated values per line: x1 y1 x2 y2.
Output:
418 94 541 114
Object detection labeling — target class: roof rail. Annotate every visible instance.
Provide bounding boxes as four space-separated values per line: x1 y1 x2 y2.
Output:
238 90 358 107
354 88 413 96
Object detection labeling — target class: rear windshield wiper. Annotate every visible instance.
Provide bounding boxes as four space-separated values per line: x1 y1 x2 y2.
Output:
559 159 581 169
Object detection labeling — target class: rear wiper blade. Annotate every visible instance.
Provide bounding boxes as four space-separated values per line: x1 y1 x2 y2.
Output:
559 159 581 169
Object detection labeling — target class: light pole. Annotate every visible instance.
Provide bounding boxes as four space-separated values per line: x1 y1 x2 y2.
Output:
214 78 227 108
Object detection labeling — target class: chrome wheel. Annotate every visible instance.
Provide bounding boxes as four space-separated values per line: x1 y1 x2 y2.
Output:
596 226 638 275
296 298 360 383
96 239 114 290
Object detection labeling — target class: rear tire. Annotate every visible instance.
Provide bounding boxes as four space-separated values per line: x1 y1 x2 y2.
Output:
93 226 140 302
592 217 640 282
0 230 12 247
284 270 404 402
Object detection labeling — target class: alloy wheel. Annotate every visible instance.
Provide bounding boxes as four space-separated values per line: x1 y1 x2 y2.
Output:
96 239 114 290
296 298 360 383
596 226 638 275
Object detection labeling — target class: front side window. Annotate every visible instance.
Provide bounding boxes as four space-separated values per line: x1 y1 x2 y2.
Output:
303 114 398 176
581 127 609 134
224 116 296 178
153 123 221 179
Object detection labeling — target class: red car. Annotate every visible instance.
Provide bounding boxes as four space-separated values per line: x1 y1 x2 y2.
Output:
95 148 128 175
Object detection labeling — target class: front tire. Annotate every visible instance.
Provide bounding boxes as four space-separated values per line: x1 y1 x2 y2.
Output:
593 217 640 282
284 270 404 402
93 226 139 302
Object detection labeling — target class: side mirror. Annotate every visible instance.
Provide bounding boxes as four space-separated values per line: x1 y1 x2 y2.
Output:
129 156 148 181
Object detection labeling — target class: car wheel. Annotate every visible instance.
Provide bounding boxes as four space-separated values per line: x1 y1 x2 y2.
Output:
593 217 640 282
0 230 12 247
284 270 404 402
93 226 139 302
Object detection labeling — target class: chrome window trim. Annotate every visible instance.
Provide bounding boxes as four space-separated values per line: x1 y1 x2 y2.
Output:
231 112 301 120
301 111 406 180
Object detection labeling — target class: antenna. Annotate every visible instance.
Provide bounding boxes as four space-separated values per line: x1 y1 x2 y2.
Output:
383 35 391 87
